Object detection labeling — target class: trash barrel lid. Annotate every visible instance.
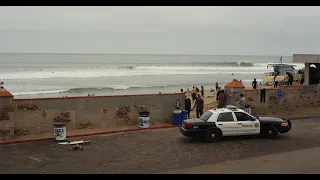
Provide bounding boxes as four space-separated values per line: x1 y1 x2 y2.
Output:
173 110 182 114
54 123 66 126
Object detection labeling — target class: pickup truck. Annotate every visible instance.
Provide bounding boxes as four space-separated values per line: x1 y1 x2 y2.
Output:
180 106 291 143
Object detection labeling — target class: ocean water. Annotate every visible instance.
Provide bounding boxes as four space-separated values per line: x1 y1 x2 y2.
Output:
0 53 304 99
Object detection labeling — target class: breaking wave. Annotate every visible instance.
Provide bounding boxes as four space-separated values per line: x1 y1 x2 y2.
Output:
12 84 173 96
1 62 277 80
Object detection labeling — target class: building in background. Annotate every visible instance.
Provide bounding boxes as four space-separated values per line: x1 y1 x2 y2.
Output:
293 54 320 85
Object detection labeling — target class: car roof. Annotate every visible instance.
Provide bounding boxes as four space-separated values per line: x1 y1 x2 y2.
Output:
209 108 245 114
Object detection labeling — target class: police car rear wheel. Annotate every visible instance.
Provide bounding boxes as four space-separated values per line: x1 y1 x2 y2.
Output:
205 129 222 143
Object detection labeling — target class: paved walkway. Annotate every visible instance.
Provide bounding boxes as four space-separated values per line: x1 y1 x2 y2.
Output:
1 118 320 174
163 147 320 174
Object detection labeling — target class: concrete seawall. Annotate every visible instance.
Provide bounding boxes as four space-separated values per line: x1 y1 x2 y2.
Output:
0 89 184 141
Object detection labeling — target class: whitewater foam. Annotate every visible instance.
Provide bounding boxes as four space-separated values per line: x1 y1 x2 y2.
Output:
1 62 297 80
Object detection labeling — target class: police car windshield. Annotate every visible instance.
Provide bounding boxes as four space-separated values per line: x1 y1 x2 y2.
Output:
200 111 213 121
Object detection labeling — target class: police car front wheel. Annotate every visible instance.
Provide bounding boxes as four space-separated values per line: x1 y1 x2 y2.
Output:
264 126 279 139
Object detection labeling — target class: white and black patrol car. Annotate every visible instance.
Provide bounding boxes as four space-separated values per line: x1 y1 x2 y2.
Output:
180 106 291 143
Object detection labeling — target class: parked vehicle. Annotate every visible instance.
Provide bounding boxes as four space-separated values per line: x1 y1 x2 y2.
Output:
180 106 291 143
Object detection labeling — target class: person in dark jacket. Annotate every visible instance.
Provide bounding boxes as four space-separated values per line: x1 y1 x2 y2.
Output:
252 78 258 89
216 87 221 101
192 94 204 118
185 95 192 119
287 72 293 86
217 89 227 108
201 86 204 98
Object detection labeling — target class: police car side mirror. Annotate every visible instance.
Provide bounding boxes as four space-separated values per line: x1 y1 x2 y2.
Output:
256 116 259 120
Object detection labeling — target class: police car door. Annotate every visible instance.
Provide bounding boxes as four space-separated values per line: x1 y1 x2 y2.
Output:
234 112 260 135
216 112 238 136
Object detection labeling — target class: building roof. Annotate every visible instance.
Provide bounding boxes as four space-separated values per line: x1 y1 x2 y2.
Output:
0 88 14 97
293 54 320 63
225 80 245 88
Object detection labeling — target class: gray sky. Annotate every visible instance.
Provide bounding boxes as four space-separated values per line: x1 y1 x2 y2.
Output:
1 6 320 55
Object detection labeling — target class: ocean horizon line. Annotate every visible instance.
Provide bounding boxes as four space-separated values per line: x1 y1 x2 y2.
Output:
0 52 293 57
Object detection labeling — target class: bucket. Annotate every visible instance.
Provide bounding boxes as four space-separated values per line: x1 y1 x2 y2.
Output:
139 112 150 128
54 123 66 141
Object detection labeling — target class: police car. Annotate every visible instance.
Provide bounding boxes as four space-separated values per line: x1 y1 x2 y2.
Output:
180 106 291 143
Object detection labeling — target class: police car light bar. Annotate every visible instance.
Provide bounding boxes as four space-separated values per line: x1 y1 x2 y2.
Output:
226 105 237 110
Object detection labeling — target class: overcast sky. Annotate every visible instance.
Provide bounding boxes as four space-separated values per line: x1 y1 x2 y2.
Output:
1 6 320 56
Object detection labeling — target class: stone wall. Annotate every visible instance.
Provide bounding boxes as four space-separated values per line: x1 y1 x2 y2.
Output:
244 85 320 115
0 92 184 140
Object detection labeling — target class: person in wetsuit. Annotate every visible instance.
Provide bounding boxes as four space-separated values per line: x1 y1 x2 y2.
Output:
252 78 258 90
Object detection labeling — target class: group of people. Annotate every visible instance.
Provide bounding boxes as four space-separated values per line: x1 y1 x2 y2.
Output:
184 84 229 119
184 86 205 118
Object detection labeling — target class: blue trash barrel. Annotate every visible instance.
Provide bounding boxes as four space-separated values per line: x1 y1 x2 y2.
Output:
172 110 182 125
181 110 188 121
244 104 251 114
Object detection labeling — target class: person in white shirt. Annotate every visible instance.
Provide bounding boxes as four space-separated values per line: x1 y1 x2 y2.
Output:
238 93 246 110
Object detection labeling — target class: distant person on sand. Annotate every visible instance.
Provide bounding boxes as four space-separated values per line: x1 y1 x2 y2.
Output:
286 72 293 86
252 78 258 90
215 82 219 91
186 87 190 93
216 87 221 101
210 88 215 98
191 86 197 103
300 72 305 85
274 72 279 88
217 89 227 108
196 87 200 92
192 94 204 118
185 95 192 119
201 86 204 98
237 93 246 110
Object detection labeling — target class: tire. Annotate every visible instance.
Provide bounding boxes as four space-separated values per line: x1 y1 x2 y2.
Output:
264 126 279 139
205 129 222 143
287 120 292 129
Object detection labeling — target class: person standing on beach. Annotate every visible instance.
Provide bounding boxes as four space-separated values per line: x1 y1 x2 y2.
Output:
252 78 258 90
286 72 293 86
274 72 279 88
191 86 197 103
216 87 221 101
217 89 227 108
192 94 204 118
196 87 200 93
201 86 204 98
215 82 219 91
185 95 192 119
237 93 246 110
300 71 305 85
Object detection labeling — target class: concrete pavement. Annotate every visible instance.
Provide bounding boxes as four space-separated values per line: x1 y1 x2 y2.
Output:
163 147 320 174
1 118 320 174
